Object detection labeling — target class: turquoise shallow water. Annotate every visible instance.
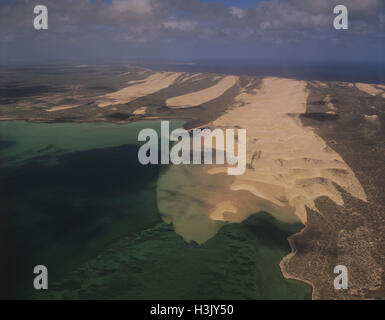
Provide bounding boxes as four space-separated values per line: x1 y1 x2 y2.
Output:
0 120 311 300
0 120 184 298
0 120 184 167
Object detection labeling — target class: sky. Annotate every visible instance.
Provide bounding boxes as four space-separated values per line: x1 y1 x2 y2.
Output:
0 0 384 63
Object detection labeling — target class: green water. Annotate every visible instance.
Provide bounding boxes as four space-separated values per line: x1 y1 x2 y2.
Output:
0 120 184 299
0 120 183 167
0 120 311 300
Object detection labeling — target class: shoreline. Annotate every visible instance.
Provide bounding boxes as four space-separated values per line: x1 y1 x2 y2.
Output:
280 221 317 300
2 68 383 299
0 115 314 298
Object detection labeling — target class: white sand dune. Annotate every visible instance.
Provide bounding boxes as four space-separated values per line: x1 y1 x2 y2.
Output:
132 106 147 115
98 72 182 107
158 77 368 244
46 105 79 112
356 83 384 96
209 77 367 223
166 75 239 108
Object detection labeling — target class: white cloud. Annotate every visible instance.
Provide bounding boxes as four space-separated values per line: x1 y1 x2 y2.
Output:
0 0 384 58
111 0 153 15
229 7 245 19
162 19 197 32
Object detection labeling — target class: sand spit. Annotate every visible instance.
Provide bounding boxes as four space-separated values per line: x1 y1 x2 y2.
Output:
158 77 367 244
46 105 79 112
356 83 384 96
166 76 239 108
98 72 182 107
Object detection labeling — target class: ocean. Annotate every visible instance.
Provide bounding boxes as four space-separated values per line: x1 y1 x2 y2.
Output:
0 120 311 299
135 60 385 84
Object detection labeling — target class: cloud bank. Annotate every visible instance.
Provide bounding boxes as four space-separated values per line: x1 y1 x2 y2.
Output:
0 0 384 62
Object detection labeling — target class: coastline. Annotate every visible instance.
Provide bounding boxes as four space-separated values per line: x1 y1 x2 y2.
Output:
1 67 384 299
280 222 318 300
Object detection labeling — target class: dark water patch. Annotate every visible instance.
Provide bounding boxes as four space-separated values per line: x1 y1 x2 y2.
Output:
5 147 68 167
138 60 385 83
241 213 303 250
36 144 55 153
0 120 310 300
0 140 15 149
35 212 311 300
0 144 163 299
